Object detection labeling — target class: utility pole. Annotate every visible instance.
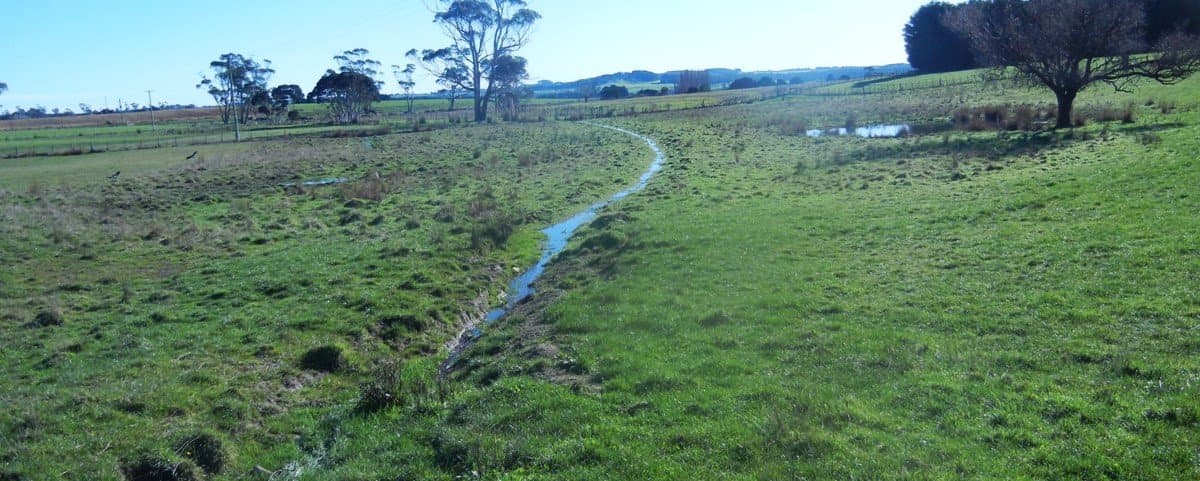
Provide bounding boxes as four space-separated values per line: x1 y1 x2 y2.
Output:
145 90 157 133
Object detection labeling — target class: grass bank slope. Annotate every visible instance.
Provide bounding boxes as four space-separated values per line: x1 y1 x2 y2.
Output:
0 121 652 480
314 74 1200 480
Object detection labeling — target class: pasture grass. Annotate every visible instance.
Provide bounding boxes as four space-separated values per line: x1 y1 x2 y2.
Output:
3 68 1199 480
0 121 651 480
306 72 1200 480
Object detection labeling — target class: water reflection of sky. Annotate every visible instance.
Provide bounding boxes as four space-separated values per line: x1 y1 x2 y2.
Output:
806 124 910 138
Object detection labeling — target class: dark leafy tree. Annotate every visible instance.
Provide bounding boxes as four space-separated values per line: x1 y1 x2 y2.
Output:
946 0 1200 128
636 89 659 97
248 91 271 116
413 0 541 122
491 55 529 120
309 49 385 123
308 71 380 124
599 84 629 100
904 2 976 73
1146 0 1200 45
728 77 758 90
269 85 304 122
15 106 48 118
393 63 418 113
197 53 274 124
271 85 304 107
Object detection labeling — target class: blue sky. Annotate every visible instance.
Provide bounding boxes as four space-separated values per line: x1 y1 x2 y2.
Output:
0 0 935 111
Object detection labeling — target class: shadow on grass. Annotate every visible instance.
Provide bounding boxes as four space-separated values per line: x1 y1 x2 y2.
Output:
820 121 1188 167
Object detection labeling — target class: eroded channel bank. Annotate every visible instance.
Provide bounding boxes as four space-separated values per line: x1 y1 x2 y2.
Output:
440 122 665 373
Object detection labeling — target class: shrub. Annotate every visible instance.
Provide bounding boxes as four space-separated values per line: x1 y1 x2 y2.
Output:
953 104 1053 131
300 345 347 372
119 456 200 481
1139 132 1163 145
467 188 522 249
433 202 457 223
699 311 732 327
599 85 629 100
729 77 758 90
1009 105 1036 131
356 362 403 414
27 308 63 328
174 432 225 474
339 173 386 202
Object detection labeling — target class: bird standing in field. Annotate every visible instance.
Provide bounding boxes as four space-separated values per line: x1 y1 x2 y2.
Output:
186 151 198 160
107 171 120 181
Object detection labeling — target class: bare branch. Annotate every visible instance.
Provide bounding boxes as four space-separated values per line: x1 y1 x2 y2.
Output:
946 0 1200 128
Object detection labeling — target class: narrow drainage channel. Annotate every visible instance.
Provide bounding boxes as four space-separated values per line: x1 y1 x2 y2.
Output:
440 122 665 374
278 177 349 188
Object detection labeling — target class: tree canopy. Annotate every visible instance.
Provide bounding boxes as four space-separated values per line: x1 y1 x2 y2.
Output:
413 0 541 122
1146 0 1200 45
309 49 384 124
334 48 383 80
728 77 758 90
271 85 304 106
904 2 975 73
599 85 629 100
393 63 417 113
947 0 1200 128
196 53 274 125
308 71 380 124
491 55 530 120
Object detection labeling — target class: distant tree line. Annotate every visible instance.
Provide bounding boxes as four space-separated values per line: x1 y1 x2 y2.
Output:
727 76 785 90
904 0 1200 73
1 101 199 121
182 1 542 126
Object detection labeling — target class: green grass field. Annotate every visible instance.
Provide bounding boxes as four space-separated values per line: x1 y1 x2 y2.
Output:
2 71 1198 480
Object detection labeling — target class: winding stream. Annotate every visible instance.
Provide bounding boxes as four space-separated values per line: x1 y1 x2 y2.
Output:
441 122 665 371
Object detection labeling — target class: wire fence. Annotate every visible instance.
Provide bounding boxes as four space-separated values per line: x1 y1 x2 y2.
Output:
2 78 1000 159
0 110 482 159
807 76 984 96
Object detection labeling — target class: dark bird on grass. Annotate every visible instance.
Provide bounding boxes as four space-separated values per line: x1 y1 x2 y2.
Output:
186 151 198 160
107 171 120 181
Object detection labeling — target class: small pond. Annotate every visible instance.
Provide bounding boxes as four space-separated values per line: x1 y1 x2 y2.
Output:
806 124 911 138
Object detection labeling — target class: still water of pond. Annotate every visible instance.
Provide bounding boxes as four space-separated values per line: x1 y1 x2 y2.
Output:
806 124 911 138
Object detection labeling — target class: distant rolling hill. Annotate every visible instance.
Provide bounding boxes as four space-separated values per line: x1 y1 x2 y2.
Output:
530 64 913 97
